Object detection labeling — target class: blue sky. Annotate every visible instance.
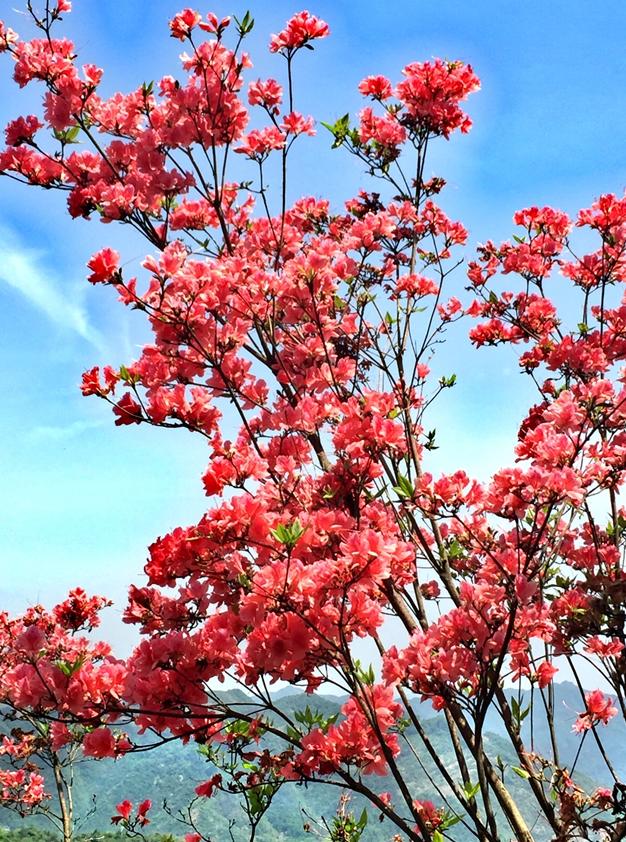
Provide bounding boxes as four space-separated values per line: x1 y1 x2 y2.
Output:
1 0 626 650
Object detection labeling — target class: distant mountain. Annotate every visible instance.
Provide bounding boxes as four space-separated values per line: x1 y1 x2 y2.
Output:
1 684 615 841
484 681 626 783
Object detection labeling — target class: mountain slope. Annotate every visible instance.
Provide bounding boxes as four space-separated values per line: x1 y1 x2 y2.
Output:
1 684 611 841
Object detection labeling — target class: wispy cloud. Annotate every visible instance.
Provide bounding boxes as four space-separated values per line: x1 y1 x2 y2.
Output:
0 226 104 350
27 418 105 442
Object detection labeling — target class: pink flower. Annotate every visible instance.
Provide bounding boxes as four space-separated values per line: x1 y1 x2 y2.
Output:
0 770 47 806
0 22 19 52
269 11 329 53
80 365 119 397
396 59 480 139
573 690 618 733
514 574 538 603
50 722 73 752
117 800 133 819
5 115 42 146
420 580 440 599
358 107 405 147
248 78 283 112
87 248 120 284
169 9 202 40
282 111 315 136
82 63 103 87
112 393 143 426
393 274 438 299
235 127 286 158
413 799 443 830
15 624 46 654
358 75 393 100
585 636 624 658
83 727 116 758
53 588 109 631
535 660 558 689
198 13 231 34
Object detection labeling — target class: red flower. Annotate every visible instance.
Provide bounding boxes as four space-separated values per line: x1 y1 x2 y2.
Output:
269 11 329 53
5 115 42 146
137 799 152 826
87 248 120 284
235 127 286 158
573 690 618 733
248 78 283 112
195 774 222 798
358 75 393 100
112 393 142 426
169 9 202 40
83 728 116 759
535 660 558 689
396 59 480 139
111 799 133 824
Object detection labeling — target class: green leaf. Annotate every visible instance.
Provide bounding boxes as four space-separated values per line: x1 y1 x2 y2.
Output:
54 125 81 145
511 765 530 779
424 428 438 451
440 812 462 830
293 706 338 734
270 518 306 548
463 781 481 800
511 695 530 726
354 660 376 686
439 373 457 388
235 11 255 35
237 572 251 590
118 364 139 385
321 114 350 148
247 787 264 816
393 474 414 499
55 656 85 677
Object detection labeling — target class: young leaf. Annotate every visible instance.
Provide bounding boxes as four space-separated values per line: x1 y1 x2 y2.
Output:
393 474 414 499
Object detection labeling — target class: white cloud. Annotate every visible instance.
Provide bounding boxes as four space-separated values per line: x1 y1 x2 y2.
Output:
27 418 105 441
0 226 104 350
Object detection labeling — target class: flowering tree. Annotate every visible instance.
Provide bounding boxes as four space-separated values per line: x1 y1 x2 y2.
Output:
2 3 626 841
0 590 128 842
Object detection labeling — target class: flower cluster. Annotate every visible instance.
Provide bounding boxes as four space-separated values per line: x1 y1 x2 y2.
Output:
286 686 403 778
0 596 128 762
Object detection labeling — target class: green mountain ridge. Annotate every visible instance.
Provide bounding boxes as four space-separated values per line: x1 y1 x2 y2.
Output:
1 683 615 841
